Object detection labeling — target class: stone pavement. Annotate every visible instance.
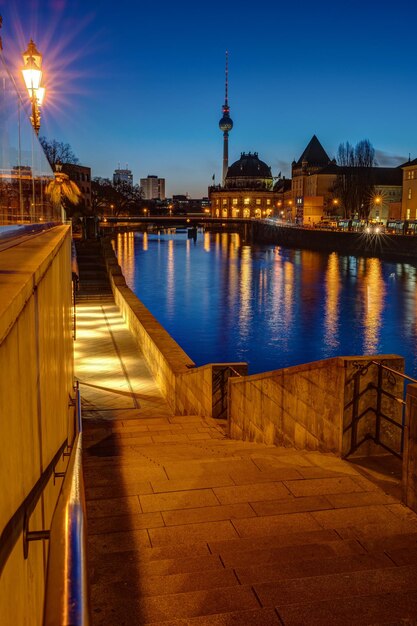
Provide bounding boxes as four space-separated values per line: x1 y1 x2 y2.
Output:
77 301 417 625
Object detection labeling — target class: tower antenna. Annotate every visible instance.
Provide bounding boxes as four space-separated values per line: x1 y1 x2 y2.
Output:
219 50 233 187
225 50 228 108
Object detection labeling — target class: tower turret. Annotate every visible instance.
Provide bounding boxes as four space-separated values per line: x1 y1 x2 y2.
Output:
219 51 233 186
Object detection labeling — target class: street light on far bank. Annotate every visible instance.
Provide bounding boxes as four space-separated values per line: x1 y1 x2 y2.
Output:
21 39 45 135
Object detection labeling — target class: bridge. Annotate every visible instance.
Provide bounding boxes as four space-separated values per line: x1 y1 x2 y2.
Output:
100 215 250 228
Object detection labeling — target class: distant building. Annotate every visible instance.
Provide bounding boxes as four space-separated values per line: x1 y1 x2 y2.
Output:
113 168 133 187
210 152 275 219
401 158 417 220
291 136 402 224
62 163 92 210
141 175 165 200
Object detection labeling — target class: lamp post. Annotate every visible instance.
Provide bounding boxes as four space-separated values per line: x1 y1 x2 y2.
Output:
21 39 45 135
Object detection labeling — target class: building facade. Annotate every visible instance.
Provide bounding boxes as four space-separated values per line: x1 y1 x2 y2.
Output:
291 136 402 224
210 152 275 218
113 168 133 187
62 163 92 210
141 175 166 200
401 158 417 220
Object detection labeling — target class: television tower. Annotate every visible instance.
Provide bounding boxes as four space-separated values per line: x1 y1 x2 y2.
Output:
219 51 233 187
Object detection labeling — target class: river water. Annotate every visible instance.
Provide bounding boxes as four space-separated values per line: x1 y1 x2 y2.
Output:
114 230 417 377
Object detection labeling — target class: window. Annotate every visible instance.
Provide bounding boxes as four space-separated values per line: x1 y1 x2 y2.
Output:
232 198 238 205
256 198 261 205
412 171 415 179
409 188 412 200
222 198 227 205
266 199 271 205
244 198 250 205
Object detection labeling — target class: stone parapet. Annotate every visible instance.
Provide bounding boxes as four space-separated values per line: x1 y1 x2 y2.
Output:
228 355 404 456
101 239 246 416
403 383 417 512
0 225 74 626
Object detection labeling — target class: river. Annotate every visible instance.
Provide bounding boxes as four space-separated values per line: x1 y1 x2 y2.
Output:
114 230 417 377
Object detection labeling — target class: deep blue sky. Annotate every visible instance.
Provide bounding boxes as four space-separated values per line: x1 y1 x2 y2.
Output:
2 0 417 196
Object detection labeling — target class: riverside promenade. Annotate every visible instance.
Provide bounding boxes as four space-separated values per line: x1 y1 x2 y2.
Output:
75 287 417 623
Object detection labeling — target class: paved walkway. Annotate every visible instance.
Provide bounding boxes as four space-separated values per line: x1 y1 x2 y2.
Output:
77 301 417 626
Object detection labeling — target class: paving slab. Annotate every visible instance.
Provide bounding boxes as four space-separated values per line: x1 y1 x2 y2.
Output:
140 489 219 513
142 608 281 625
162 503 256 526
276 591 417 626
78 294 417 625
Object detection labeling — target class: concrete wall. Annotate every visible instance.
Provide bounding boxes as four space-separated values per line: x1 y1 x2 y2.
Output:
403 384 417 512
229 355 404 456
102 239 247 417
250 221 417 259
0 226 74 626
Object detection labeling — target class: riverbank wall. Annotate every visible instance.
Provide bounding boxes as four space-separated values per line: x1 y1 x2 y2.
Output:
101 239 247 418
0 226 75 625
247 221 417 259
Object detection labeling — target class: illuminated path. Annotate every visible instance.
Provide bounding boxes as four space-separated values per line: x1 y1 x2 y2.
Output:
77 301 417 625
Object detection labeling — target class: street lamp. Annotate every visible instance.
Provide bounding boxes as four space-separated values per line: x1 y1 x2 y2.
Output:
21 39 45 135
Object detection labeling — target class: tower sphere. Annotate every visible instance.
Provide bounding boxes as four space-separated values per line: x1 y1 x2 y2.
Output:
219 115 233 132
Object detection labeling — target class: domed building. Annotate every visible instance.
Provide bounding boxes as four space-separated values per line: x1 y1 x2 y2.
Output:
210 152 276 219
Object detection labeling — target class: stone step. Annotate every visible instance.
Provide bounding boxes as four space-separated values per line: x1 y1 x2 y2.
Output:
92 565 238 597
254 563 417 609
276 591 417 626
143 608 281 626
89 584 260 625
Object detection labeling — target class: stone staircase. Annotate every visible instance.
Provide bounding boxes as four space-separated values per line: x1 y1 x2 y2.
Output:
83 415 417 625
74 240 113 302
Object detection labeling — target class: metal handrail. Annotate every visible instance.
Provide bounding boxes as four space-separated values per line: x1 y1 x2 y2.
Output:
43 381 90 626
43 433 90 626
370 360 417 384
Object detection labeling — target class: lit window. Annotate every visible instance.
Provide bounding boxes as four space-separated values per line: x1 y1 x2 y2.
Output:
266 199 271 205
222 199 227 205
409 188 412 200
232 198 238 205
256 198 261 205
244 198 250 205
216 199 219 205
412 171 415 179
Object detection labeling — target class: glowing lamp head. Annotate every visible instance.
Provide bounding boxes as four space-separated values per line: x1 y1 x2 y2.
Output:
22 40 43 91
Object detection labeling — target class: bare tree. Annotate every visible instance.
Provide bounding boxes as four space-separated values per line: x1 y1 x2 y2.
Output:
39 137 79 168
334 139 376 219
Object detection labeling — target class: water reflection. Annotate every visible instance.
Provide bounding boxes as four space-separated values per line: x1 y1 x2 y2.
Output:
239 246 252 345
114 232 417 376
116 232 135 285
324 252 341 349
361 258 385 354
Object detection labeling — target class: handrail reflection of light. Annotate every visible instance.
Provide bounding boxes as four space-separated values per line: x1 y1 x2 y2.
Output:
21 39 45 135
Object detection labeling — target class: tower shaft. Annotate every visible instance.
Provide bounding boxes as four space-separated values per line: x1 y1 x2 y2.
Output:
222 131 229 187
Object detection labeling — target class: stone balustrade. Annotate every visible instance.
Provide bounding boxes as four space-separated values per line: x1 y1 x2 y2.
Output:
228 355 404 456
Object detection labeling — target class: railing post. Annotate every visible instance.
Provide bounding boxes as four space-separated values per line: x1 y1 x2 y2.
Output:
403 384 417 513
351 372 360 453
375 362 383 445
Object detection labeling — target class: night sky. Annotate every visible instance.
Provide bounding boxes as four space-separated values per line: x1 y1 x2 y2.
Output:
2 0 416 196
